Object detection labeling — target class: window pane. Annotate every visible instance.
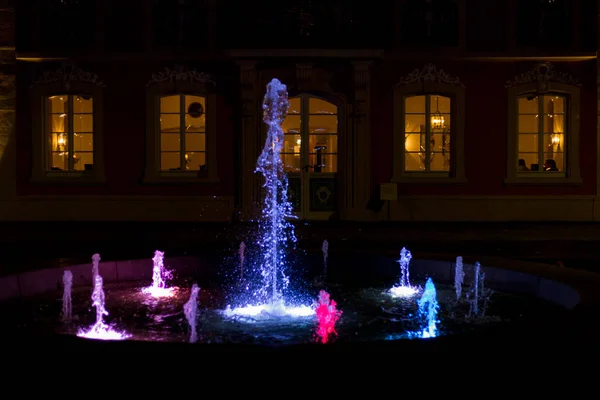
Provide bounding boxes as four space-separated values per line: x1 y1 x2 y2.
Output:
431 114 450 131
160 114 180 132
429 153 450 172
309 153 337 173
429 95 451 113
185 95 206 132
308 135 337 154
405 152 424 171
48 95 68 114
160 95 180 113
518 153 538 171
161 133 180 152
431 134 451 153
74 133 93 152
288 97 301 114
185 133 205 151
73 152 93 171
518 115 538 133
546 133 564 151
544 114 564 133
49 114 68 132
405 114 425 132
185 152 206 171
543 154 563 172
49 133 68 153
543 95 564 114
282 115 301 133
309 98 336 114
518 96 538 113
161 152 180 170
50 152 68 171
283 134 302 153
405 95 425 113
404 134 422 152
281 153 301 172
518 134 538 152
73 96 93 113
309 115 337 133
185 114 205 132
73 114 93 133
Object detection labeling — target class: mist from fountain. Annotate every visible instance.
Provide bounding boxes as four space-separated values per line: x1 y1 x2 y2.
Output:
389 247 418 297
223 78 314 319
416 278 439 338
183 284 200 343
92 253 100 290
238 241 246 281
142 250 175 298
62 270 73 321
77 274 130 340
454 256 465 301
322 240 329 281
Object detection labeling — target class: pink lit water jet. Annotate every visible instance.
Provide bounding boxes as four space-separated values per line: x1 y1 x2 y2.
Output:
77 274 130 341
142 250 175 298
315 290 342 344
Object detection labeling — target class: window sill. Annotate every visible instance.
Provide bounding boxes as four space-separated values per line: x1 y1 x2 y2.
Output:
30 172 106 185
142 171 220 185
391 174 467 185
504 176 583 186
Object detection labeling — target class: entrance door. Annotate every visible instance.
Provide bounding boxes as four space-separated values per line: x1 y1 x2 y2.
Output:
281 95 339 220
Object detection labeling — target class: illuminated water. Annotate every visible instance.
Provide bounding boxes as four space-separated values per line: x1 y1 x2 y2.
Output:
183 283 200 343
416 278 439 338
315 290 341 344
76 274 130 341
454 256 465 301
142 250 175 298
61 270 72 321
389 247 418 298
224 78 313 319
322 240 329 281
238 241 246 282
92 253 100 289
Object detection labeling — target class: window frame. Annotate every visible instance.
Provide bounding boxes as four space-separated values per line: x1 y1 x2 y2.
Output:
505 82 581 186
144 78 218 184
30 81 105 184
392 79 466 184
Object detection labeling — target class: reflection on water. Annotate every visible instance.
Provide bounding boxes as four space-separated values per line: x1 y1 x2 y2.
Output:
1 280 556 345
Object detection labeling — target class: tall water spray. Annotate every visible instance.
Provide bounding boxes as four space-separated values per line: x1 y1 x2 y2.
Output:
92 253 100 289
62 270 73 321
77 274 129 340
390 247 418 297
239 241 246 281
416 278 439 338
255 78 296 308
454 256 465 301
472 261 480 315
183 284 200 343
321 240 329 280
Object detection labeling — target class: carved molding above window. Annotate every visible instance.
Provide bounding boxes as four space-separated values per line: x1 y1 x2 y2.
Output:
397 63 464 87
147 66 216 87
505 62 580 90
30 62 105 89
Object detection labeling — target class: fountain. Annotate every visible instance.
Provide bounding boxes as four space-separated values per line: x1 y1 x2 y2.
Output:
416 278 439 338
61 270 73 321
92 253 100 289
183 284 200 343
466 262 493 319
322 240 329 281
142 250 175 298
238 241 246 281
77 274 129 340
389 247 418 297
223 78 314 319
454 256 465 301
315 290 342 344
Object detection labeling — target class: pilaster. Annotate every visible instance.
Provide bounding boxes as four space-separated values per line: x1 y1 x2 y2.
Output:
351 61 372 212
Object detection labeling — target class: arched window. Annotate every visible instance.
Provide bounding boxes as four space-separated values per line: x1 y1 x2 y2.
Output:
144 67 218 183
505 63 581 185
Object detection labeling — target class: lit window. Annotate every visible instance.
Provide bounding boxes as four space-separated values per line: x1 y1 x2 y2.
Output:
159 94 206 172
403 95 451 172
516 95 566 174
46 94 94 172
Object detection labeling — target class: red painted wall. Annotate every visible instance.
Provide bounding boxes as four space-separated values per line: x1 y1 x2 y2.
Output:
370 59 597 196
16 61 236 197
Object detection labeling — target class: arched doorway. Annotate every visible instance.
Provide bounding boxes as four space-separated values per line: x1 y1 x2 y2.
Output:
281 94 339 219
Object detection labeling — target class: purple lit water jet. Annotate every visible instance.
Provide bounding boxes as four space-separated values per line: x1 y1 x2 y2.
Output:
62 270 72 321
389 247 418 298
77 274 130 341
142 250 175 298
183 284 200 343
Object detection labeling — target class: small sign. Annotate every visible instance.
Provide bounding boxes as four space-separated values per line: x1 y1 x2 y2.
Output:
380 183 397 201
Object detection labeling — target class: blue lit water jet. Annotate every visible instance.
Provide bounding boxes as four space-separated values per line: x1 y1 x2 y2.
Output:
389 247 418 298
416 278 439 338
223 78 313 319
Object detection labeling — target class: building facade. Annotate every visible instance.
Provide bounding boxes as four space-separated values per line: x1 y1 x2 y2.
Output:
3 0 599 222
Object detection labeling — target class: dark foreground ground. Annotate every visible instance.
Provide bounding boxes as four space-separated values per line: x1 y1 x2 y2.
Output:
1 220 599 354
